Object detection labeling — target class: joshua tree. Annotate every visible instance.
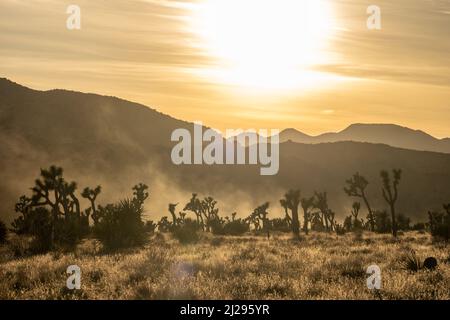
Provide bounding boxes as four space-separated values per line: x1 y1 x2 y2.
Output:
428 204 450 240
178 211 187 225
327 209 336 231
201 196 219 232
157 216 171 232
30 166 69 247
281 190 301 238
246 211 261 231
168 203 178 227
344 173 375 231
279 199 292 227
81 185 101 224
252 203 270 234
15 165 89 248
314 191 330 232
351 202 363 230
184 193 204 228
380 169 402 237
132 183 149 207
300 196 315 234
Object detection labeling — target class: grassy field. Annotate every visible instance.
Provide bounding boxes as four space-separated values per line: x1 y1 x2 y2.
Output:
0 231 448 300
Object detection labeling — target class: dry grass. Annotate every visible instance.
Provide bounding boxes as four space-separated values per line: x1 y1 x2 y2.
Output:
0 231 448 300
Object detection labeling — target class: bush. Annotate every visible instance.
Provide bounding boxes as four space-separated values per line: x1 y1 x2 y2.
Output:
269 218 290 233
412 222 426 231
397 213 411 231
0 219 7 243
428 209 449 240
172 219 201 244
145 220 157 234
335 223 346 235
13 207 53 253
12 206 83 253
401 251 422 272
373 210 391 233
94 199 146 250
211 219 249 236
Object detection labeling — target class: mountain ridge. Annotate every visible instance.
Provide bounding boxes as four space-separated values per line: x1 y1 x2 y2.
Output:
279 123 450 154
1 78 450 222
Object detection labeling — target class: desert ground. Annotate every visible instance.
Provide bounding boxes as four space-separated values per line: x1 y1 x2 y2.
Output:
0 231 448 300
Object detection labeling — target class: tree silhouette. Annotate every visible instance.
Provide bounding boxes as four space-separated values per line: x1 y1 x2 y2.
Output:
428 203 450 240
279 199 292 227
380 169 402 237
251 203 270 235
81 185 101 225
168 203 178 227
201 196 219 232
344 173 375 231
184 193 204 229
30 166 85 247
314 191 330 232
300 196 315 234
327 209 336 231
351 202 363 230
281 190 301 238
246 211 261 231
132 183 149 207
12 166 90 249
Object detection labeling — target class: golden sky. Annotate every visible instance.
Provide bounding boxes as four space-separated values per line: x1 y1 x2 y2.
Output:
1 0 449 137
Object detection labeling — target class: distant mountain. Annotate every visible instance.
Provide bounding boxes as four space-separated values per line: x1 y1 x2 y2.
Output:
280 124 450 153
1 78 450 223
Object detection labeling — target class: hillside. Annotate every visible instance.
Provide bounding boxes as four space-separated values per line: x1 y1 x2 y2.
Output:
1 78 450 222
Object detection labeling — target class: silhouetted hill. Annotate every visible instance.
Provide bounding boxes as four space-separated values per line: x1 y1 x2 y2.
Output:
280 123 450 153
1 78 449 223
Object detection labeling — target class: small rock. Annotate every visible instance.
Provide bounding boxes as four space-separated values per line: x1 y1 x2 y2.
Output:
423 257 438 270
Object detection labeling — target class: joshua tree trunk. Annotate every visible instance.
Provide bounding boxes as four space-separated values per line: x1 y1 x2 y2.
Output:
380 169 402 238
362 192 375 231
323 212 329 232
292 205 300 238
303 211 309 235
390 203 397 237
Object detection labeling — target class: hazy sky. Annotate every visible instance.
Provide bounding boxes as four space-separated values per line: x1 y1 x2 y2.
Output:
1 0 449 137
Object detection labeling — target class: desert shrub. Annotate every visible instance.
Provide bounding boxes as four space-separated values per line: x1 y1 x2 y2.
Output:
14 207 53 253
401 250 422 272
172 219 201 244
373 210 391 233
94 199 146 250
0 219 7 243
8 236 31 257
145 220 157 234
157 217 172 233
397 213 411 231
428 208 449 240
211 219 249 236
11 167 96 251
412 222 426 231
335 223 346 235
269 218 290 233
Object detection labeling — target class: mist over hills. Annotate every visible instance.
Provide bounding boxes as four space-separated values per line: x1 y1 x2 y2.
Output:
1 78 449 223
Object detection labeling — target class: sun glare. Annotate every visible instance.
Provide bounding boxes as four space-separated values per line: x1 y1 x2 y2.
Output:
192 0 336 91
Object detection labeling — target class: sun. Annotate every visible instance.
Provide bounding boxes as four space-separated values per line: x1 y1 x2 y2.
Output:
191 0 336 91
